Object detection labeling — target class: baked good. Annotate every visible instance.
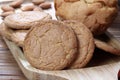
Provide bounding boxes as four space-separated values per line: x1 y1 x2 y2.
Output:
55 0 118 35
24 20 78 70
64 20 94 69
95 39 120 55
4 11 52 29
0 23 27 47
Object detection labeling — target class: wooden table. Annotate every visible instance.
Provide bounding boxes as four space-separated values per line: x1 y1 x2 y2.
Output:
0 10 120 80
0 36 27 79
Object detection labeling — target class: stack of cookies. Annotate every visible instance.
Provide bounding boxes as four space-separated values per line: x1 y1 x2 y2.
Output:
24 0 120 70
23 20 120 70
0 0 120 71
0 11 52 47
24 20 95 70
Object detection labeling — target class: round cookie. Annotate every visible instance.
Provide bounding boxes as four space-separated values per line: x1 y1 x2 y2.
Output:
4 11 52 29
64 20 94 69
24 20 78 70
95 39 120 55
0 23 27 47
55 0 118 35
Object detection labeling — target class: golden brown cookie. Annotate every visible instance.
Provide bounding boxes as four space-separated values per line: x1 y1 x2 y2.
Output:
24 20 78 70
64 20 94 69
0 23 27 47
95 39 120 55
4 11 52 29
55 0 118 35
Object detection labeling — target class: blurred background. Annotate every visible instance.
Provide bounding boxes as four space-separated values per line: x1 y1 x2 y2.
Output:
118 0 120 6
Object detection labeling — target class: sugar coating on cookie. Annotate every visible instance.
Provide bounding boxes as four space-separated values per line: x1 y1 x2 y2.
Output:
64 20 94 69
55 0 118 35
24 20 78 70
4 11 52 29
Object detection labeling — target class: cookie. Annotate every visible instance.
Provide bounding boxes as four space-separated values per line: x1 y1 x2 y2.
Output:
4 11 52 29
0 23 27 47
95 39 120 55
64 20 94 69
55 0 118 35
24 20 78 70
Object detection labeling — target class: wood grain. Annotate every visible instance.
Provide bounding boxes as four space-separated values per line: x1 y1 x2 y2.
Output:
0 37 27 79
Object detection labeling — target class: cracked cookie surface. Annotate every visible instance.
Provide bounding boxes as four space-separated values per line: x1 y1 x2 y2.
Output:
4 11 52 29
55 0 118 35
64 20 94 69
24 20 78 70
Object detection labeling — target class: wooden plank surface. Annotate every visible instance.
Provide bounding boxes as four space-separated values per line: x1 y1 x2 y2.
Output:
0 35 27 79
